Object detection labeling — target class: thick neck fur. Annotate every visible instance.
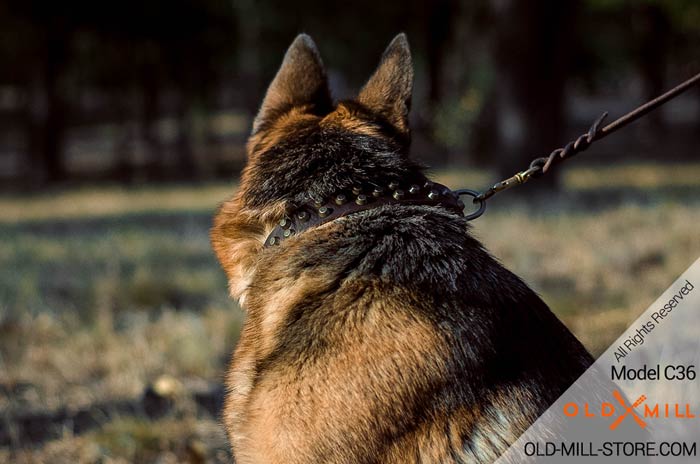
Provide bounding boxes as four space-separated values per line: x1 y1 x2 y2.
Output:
244 102 422 209
211 101 423 304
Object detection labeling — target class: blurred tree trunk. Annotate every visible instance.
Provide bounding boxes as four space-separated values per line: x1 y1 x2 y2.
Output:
27 23 69 185
43 30 68 183
635 4 670 134
175 93 197 180
491 0 579 189
113 91 134 183
235 0 264 117
426 0 455 108
140 71 163 180
418 0 456 165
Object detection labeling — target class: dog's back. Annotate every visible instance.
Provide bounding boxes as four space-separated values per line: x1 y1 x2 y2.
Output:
211 34 592 464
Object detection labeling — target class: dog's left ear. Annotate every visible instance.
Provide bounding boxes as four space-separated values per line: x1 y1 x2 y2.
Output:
253 34 332 134
357 33 413 136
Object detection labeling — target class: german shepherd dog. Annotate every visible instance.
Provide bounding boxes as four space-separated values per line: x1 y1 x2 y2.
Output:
211 34 593 463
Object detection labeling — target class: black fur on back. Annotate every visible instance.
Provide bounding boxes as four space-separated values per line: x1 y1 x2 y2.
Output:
245 120 423 209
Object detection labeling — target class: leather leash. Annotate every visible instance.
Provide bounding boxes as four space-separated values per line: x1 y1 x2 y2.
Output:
469 72 700 217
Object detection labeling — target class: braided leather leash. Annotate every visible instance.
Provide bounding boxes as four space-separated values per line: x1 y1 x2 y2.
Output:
469 72 700 217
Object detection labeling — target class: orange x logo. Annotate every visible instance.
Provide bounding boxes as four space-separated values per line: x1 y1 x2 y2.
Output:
609 390 647 430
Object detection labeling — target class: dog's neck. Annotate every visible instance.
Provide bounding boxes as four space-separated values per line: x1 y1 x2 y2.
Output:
264 177 465 247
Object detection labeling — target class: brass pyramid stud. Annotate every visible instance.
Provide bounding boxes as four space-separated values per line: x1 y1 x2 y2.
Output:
388 181 400 190
409 184 420 194
372 187 384 197
393 189 405 200
335 194 347 205
428 189 440 200
318 206 331 217
352 186 362 195
356 194 368 205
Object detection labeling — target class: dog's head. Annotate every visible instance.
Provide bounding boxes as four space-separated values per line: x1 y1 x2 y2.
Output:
212 34 420 302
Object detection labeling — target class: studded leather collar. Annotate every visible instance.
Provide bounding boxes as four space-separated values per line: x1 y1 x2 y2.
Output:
264 178 467 247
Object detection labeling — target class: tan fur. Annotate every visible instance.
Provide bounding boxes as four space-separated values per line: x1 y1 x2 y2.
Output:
213 199 492 462
225 269 458 463
248 106 320 155
211 186 286 303
321 103 384 138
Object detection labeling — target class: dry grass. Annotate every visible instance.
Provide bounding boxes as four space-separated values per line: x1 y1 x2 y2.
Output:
472 202 700 353
564 162 700 190
2 162 700 462
3 416 230 464
0 307 242 413
0 183 236 223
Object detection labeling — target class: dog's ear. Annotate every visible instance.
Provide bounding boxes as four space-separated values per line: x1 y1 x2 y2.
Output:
253 34 331 134
357 33 413 136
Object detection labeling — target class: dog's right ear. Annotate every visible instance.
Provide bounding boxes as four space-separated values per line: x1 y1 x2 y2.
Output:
252 34 332 134
357 33 413 136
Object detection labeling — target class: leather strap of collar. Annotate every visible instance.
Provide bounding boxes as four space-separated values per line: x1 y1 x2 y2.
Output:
264 179 465 247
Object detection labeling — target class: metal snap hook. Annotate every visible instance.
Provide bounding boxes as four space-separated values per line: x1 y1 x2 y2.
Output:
454 189 486 221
